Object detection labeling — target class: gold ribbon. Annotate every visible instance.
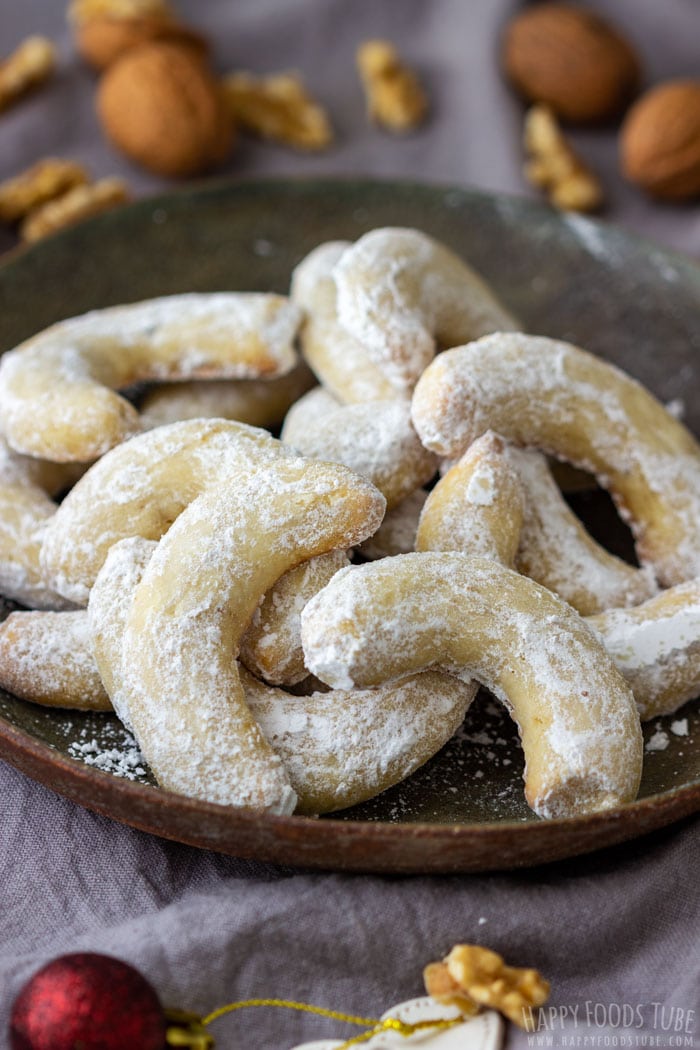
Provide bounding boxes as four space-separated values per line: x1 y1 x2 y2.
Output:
165 997 462 1048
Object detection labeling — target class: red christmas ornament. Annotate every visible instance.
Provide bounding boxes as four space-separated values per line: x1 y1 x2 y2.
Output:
9 952 167 1050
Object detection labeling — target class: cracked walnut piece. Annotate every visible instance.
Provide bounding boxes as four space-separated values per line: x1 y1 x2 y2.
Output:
68 0 173 22
0 37 56 114
19 178 130 243
356 39 428 133
523 104 603 212
221 72 333 151
68 0 207 72
424 944 550 1029
0 159 88 224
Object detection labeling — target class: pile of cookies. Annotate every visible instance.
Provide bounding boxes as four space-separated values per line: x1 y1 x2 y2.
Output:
0 227 698 821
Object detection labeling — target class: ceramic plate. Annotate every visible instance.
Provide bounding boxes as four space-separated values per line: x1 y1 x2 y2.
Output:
0 178 698 873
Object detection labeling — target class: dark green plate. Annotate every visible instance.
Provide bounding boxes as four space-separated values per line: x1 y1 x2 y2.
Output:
0 177 698 873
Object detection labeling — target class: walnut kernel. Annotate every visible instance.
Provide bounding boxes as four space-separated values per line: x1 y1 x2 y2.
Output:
221 72 332 151
356 40 428 133
524 104 604 212
0 37 56 114
424 944 550 1030
0 159 89 224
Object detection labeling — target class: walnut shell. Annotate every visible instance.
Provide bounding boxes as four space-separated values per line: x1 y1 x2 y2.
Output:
97 41 234 177
620 80 700 201
502 2 640 124
76 13 208 71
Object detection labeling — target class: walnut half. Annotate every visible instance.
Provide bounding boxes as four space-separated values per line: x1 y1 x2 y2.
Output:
356 40 428 133
424 943 550 1030
523 104 604 213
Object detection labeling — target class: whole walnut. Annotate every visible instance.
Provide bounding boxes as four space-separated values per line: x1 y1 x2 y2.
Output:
76 14 208 71
97 41 233 177
620 80 700 200
502 2 641 124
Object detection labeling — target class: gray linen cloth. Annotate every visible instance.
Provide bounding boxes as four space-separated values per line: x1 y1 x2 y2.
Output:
0 1 699 1047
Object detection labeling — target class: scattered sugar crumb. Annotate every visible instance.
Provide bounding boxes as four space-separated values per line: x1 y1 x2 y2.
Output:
645 730 669 753
477 917 487 926
665 398 685 420
252 238 275 257
464 730 493 746
68 735 147 779
670 718 689 737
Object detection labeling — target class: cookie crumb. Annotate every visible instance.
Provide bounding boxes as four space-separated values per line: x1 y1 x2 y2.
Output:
645 729 669 752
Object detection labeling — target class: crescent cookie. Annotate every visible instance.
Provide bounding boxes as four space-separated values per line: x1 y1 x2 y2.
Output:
282 399 437 510
417 432 657 615
290 241 401 403
413 437 698 717
89 537 155 731
412 333 700 587
416 431 525 567
88 537 474 814
332 227 518 392
588 580 700 721
509 447 658 616
111 458 386 811
0 438 83 609
279 384 341 448
138 361 315 431
240 549 351 686
240 668 475 815
40 418 294 604
0 610 110 710
0 293 303 462
23 545 694 728
301 553 643 819
41 421 364 668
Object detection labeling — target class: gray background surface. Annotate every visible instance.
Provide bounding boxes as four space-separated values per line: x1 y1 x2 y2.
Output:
0 2 699 1048
1 0 699 257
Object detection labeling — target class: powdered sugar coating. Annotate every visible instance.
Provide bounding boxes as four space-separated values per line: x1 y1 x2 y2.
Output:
242 668 475 814
88 537 157 730
282 399 437 509
88 536 472 814
41 418 296 604
280 384 340 447
0 293 303 461
240 548 351 686
416 432 658 615
416 431 524 566
0 609 109 709
412 333 700 587
138 362 315 431
333 228 518 392
301 553 643 819
0 437 81 609
115 458 384 811
589 579 700 720
510 447 658 615
290 241 400 403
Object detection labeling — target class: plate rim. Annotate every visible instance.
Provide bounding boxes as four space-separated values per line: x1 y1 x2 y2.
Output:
3 172 699 280
1 713 699 873
0 175 698 873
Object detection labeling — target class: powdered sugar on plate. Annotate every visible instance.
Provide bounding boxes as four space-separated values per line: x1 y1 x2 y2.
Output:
68 732 147 780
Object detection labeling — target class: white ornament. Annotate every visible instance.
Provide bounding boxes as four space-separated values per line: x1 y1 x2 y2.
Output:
289 998 504 1050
